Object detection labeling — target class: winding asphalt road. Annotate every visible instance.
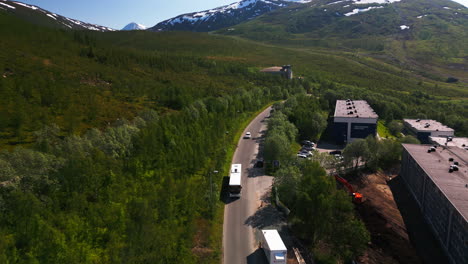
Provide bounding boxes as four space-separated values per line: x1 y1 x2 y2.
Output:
223 106 273 264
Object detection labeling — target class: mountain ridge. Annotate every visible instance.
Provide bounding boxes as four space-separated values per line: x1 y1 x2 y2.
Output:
0 0 114 31
148 0 312 32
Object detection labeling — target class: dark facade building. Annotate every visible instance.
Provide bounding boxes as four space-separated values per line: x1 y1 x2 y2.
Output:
333 100 378 144
404 119 454 144
260 65 293 79
400 144 468 264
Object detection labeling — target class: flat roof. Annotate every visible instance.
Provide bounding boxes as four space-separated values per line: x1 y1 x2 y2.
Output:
430 137 468 150
260 67 283 73
262 230 287 251
402 144 468 222
404 119 454 133
334 100 378 119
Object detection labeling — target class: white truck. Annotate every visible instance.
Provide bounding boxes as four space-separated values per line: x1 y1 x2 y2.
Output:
260 229 287 264
228 164 242 198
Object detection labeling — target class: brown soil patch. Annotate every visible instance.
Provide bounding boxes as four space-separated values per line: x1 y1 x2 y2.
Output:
350 171 422 264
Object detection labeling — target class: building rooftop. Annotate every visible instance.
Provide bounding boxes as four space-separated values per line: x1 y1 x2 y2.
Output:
334 100 378 119
402 144 468 222
262 229 287 251
260 67 283 73
430 137 468 150
404 119 454 133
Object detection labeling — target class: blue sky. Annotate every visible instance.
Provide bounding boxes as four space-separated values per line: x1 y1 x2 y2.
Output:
18 0 468 29
20 0 236 29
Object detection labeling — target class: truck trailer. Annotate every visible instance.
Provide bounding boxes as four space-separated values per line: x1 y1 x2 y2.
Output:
260 229 287 264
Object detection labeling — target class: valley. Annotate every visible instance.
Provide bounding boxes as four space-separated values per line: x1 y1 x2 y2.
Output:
0 0 466 263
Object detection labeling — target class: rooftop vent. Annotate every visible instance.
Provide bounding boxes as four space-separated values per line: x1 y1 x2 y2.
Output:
454 161 459 166
428 147 436 153
424 124 430 128
447 137 453 142
449 158 454 162
416 119 421 122
450 165 459 172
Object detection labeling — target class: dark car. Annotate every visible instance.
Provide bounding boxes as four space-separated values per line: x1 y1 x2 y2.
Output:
301 140 315 147
254 159 264 168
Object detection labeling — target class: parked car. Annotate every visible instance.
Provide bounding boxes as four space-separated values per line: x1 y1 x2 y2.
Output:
254 159 264 168
244 132 251 139
329 150 342 155
302 146 316 151
297 153 307 159
301 140 315 147
300 150 313 157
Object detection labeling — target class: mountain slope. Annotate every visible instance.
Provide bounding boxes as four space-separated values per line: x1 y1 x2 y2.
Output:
0 0 114 31
122 22 146 30
217 0 468 82
148 0 312 32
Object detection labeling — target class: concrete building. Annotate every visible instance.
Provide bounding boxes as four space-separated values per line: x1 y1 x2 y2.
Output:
430 136 468 150
400 144 468 264
333 99 378 144
260 65 293 79
404 119 454 144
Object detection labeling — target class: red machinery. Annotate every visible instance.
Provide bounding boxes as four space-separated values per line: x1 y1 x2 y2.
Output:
334 175 363 204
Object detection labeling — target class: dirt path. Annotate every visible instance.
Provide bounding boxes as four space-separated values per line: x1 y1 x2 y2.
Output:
350 171 423 264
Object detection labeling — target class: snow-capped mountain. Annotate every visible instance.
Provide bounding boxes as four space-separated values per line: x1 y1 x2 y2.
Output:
0 0 114 31
148 0 313 32
122 22 147 30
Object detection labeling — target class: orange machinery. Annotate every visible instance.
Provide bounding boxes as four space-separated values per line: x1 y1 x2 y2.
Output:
334 175 363 204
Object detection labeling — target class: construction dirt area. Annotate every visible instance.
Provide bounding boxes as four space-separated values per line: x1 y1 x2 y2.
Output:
348 168 449 264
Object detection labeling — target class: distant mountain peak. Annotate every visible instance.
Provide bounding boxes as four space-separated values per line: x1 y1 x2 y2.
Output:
122 22 147 31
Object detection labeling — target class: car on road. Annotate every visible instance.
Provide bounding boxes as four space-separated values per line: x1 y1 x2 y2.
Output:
244 132 251 139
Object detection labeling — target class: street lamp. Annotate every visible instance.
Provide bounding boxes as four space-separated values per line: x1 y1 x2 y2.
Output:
210 170 219 214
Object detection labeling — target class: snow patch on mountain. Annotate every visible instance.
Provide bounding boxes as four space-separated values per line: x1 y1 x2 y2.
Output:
327 0 348 5
0 2 15 9
151 0 312 31
46 13 56 20
344 6 383 16
122 22 147 30
13 1 37 10
352 0 401 4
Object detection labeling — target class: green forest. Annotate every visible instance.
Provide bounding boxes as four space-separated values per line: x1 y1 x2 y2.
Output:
0 5 467 264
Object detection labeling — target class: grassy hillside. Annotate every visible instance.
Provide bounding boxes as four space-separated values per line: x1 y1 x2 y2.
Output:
218 0 468 83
